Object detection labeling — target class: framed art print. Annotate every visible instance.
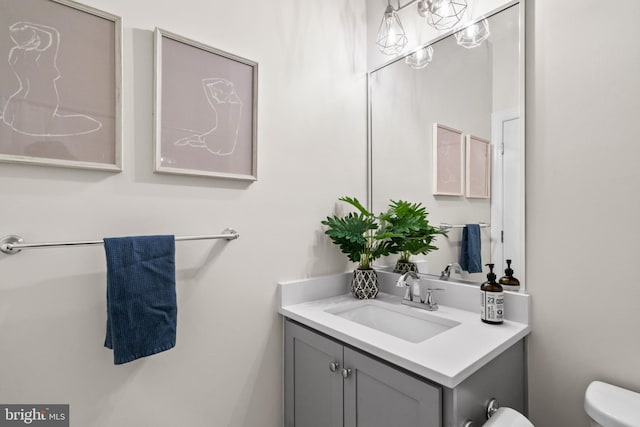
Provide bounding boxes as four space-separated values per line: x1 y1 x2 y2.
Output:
432 123 464 196
0 0 122 171
466 135 491 198
154 28 258 181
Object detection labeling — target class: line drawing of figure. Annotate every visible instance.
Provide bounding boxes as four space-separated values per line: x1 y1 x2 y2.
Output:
174 78 243 156
0 21 102 137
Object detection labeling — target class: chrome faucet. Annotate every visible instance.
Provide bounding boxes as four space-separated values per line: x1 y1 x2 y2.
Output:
396 271 443 311
396 271 421 302
440 262 462 280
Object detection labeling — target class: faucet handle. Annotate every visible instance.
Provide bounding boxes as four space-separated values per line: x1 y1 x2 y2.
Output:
425 288 444 310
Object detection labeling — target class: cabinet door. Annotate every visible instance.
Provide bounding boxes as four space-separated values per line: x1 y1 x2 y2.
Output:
343 348 441 427
285 320 344 427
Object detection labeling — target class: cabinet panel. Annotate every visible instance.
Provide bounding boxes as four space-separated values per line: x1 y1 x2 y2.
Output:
343 348 441 427
442 340 525 426
285 321 344 427
285 319 525 427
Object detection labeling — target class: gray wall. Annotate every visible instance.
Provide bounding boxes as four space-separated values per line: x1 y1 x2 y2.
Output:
526 0 640 425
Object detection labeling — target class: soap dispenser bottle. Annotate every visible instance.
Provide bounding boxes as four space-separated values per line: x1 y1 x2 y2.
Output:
480 263 504 324
499 259 521 291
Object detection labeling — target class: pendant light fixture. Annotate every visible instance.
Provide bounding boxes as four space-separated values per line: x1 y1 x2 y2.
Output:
455 19 490 48
421 0 468 31
374 0 471 57
405 45 434 69
376 3 408 56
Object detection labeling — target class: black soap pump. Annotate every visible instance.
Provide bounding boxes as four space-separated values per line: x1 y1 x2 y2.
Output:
480 263 504 324
499 259 521 291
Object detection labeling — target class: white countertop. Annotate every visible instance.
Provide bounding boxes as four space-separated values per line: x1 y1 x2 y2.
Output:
278 272 531 389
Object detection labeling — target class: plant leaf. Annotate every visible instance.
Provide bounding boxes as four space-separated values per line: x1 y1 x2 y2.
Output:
339 196 373 217
382 200 448 256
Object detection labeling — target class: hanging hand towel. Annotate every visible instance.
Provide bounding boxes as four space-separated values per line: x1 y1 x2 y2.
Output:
104 235 177 365
459 224 482 274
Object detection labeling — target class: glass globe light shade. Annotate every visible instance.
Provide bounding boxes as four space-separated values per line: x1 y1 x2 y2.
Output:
455 19 490 48
416 0 431 17
424 0 468 31
405 45 434 69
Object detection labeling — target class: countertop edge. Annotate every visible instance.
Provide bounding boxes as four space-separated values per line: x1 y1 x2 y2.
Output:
278 303 531 388
278 296 531 388
277 274 531 389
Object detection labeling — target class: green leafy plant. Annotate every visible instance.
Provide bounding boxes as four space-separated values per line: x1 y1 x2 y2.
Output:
380 200 447 263
321 196 398 269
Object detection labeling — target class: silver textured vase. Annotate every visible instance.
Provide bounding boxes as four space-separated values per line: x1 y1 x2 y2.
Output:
351 268 378 299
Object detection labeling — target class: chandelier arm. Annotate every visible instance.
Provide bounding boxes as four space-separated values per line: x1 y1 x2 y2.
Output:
391 0 420 12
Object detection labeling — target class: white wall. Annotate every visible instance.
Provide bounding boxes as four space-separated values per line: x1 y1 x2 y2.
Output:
0 0 367 426
491 5 519 112
526 0 640 425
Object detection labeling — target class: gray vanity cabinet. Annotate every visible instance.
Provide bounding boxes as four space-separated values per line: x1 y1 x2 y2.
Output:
343 347 441 427
284 319 344 427
285 320 441 427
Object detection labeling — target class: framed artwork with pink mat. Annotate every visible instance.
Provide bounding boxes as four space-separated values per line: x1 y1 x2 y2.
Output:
153 28 258 181
432 123 464 196
0 0 121 171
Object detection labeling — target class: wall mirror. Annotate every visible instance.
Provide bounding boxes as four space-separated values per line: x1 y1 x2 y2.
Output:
367 2 525 289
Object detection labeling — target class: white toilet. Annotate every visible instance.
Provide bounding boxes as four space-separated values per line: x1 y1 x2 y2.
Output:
482 407 533 426
585 381 640 427
470 398 533 427
476 380 640 427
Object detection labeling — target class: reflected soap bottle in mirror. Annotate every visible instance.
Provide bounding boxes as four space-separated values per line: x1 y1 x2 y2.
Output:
499 259 521 291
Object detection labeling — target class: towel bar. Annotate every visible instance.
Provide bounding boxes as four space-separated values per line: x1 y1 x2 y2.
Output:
0 229 239 255
438 223 490 230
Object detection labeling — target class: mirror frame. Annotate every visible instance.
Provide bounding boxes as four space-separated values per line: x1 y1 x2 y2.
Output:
366 0 526 289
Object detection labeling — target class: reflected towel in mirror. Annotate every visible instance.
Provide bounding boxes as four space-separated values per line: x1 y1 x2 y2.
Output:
459 224 482 273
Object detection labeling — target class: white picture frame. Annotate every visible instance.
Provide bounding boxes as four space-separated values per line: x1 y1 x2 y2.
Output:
432 123 464 196
153 28 258 181
0 0 122 172
466 135 491 198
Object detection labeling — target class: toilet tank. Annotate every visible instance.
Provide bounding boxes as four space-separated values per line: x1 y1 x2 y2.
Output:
584 381 640 427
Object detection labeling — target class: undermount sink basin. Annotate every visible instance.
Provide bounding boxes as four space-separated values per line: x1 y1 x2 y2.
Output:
327 302 459 343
